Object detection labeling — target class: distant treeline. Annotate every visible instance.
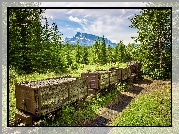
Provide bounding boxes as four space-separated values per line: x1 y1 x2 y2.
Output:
9 8 171 80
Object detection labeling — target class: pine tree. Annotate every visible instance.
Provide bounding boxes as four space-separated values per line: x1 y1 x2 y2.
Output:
82 45 89 64
92 38 100 64
9 8 65 74
107 45 113 65
100 35 107 65
64 41 72 68
9 9 45 74
75 40 81 64
126 43 135 61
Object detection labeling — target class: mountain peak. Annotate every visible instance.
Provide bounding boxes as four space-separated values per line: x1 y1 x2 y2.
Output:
65 32 117 47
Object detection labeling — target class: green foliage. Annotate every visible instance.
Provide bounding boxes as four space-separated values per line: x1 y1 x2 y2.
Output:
71 62 79 70
129 8 171 79
149 68 170 80
37 86 120 126
126 43 135 61
75 41 81 64
115 40 128 63
9 9 43 74
9 9 66 75
92 38 101 64
110 87 171 126
81 45 89 65
100 35 107 65
65 41 73 67
115 81 131 92
107 45 114 64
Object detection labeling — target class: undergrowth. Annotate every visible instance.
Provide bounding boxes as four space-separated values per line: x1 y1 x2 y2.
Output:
109 85 171 126
36 85 121 126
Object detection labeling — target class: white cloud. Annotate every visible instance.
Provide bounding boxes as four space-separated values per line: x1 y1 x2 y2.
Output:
66 9 139 45
121 9 126 15
76 28 82 31
84 14 91 18
69 16 82 23
51 16 53 20
40 5 146 45
67 27 82 32
111 39 117 43
67 27 73 30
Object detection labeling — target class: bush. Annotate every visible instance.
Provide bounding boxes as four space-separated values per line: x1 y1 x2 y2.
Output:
71 62 79 70
149 68 171 80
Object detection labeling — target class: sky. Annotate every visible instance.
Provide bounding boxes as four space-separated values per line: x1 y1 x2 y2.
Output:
40 2 147 45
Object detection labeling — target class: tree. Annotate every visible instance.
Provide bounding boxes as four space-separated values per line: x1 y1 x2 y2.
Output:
146 2 179 81
100 35 107 65
129 8 171 79
119 41 126 63
75 40 81 64
81 45 89 65
126 43 135 61
107 45 113 65
87 46 95 65
115 40 126 63
9 8 45 74
66 42 72 67
92 38 100 64
9 8 65 74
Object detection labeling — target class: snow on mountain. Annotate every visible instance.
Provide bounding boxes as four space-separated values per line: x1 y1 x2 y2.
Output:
64 32 117 47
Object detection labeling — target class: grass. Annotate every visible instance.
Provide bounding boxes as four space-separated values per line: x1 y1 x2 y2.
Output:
109 85 171 126
70 62 127 77
9 62 127 120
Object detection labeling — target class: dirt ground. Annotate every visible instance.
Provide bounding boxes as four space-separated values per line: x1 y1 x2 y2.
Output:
84 77 171 126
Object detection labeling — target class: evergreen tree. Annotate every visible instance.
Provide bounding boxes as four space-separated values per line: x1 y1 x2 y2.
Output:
92 38 100 64
41 16 65 73
115 40 126 63
65 41 72 68
9 9 45 74
100 35 107 65
114 43 119 63
126 43 135 61
129 8 171 79
9 8 65 74
107 45 113 65
81 45 89 64
75 40 81 64
119 40 126 63
88 46 95 65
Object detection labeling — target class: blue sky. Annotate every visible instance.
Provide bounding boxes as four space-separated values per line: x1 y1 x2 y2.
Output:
40 2 147 45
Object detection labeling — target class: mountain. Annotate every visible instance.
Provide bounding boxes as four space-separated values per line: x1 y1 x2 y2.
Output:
64 32 117 47
134 43 140 47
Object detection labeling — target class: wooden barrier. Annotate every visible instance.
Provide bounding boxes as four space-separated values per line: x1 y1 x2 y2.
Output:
15 76 88 116
14 61 142 126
